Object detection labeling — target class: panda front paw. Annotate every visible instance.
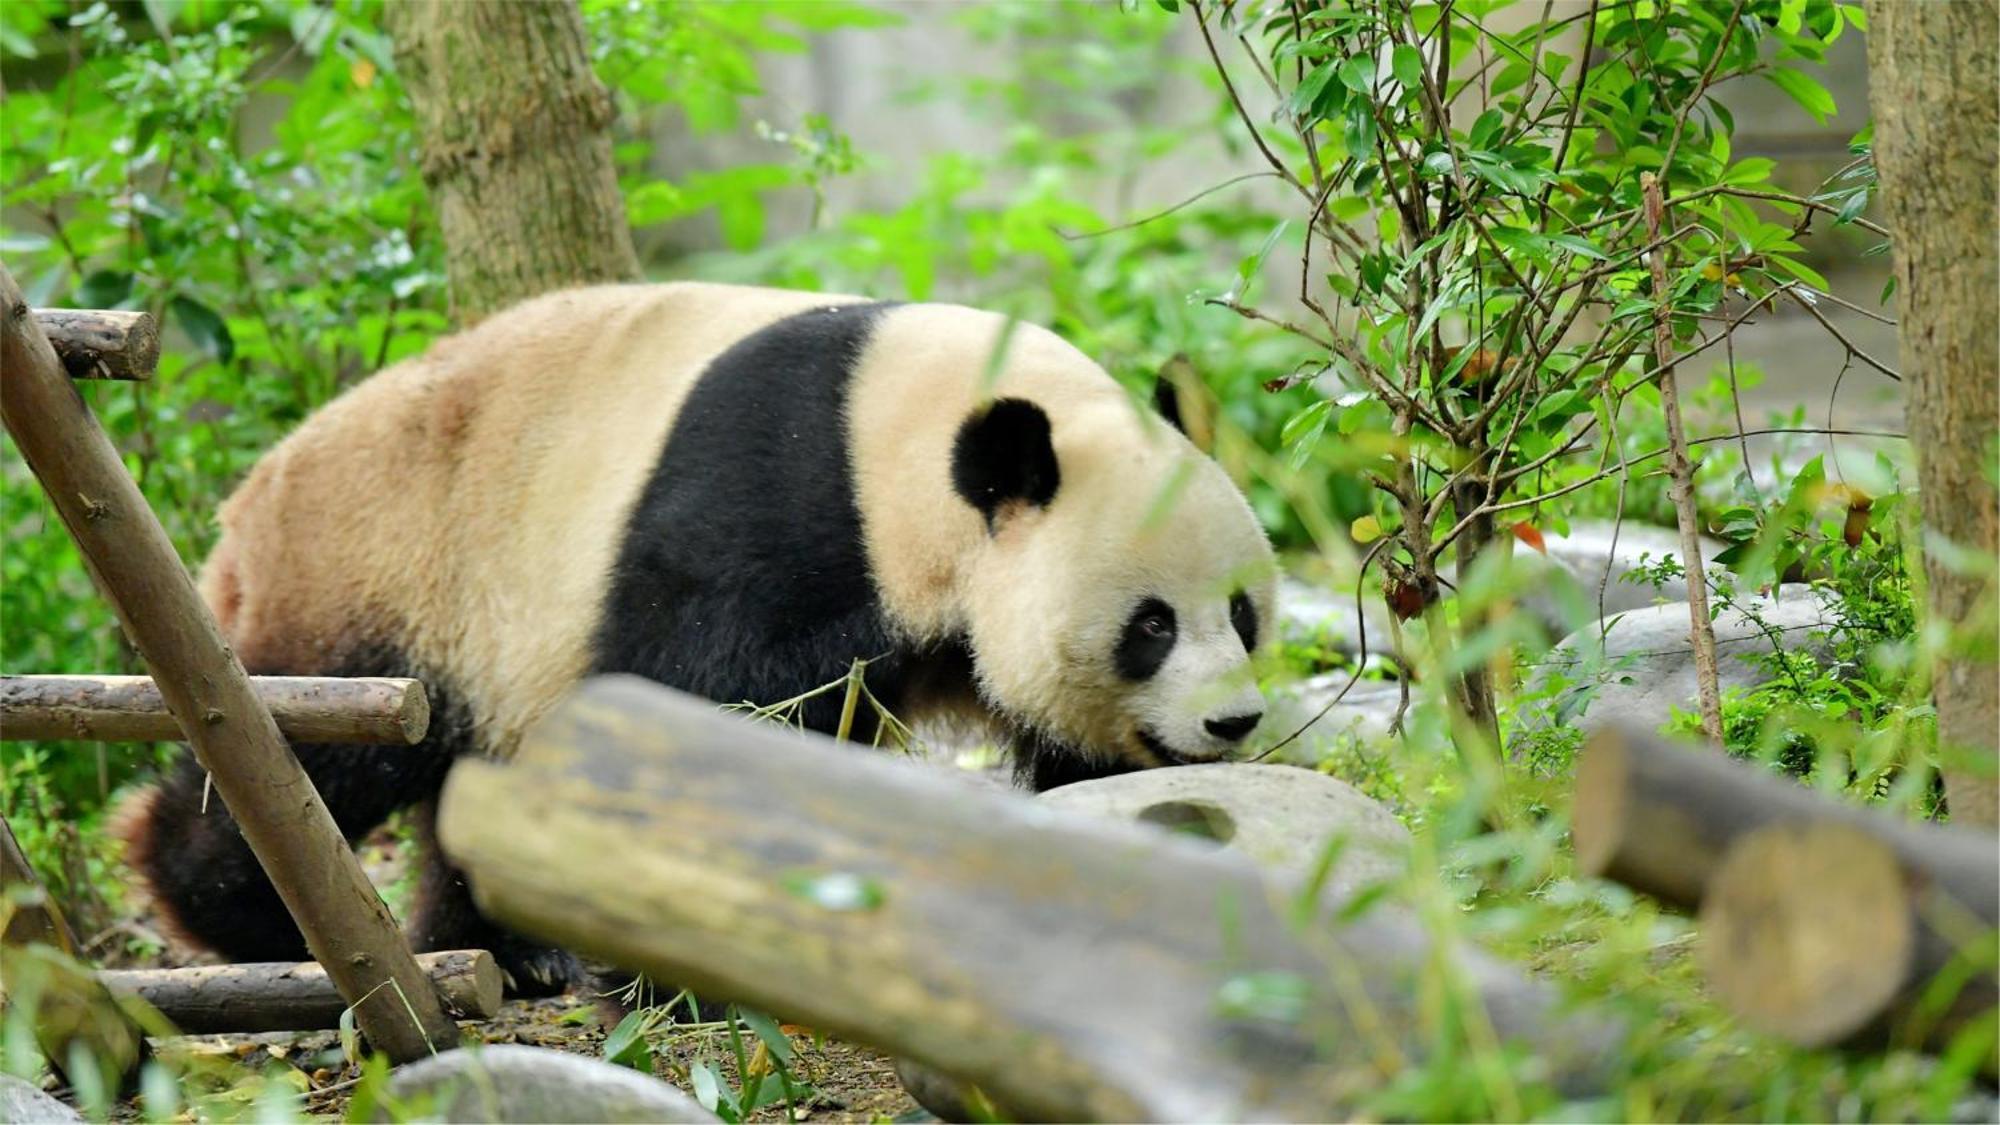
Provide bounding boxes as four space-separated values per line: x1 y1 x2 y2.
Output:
491 939 585 998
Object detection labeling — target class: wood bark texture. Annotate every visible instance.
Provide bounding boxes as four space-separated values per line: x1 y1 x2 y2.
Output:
1641 172 1725 747
386 0 640 324
1699 820 1997 1065
1 674 429 745
1574 723 1998 914
100 950 503 1035
440 675 1621 1123
0 265 454 1062
33 309 159 380
1866 0 2000 827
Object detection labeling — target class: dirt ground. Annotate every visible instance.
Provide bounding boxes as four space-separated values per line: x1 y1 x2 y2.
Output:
86 826 921 1122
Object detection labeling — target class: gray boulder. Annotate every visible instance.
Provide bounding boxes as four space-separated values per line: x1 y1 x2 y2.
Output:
1037 762 1409 903
0 1075 80 1124
383 1044 717 1123
1525 584 1838 737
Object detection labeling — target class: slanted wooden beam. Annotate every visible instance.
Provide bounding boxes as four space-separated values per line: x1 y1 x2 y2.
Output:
1 675 429 745
32 309 158 380
441 675 1621 1123
0 268 454 1062
99 950 502 1034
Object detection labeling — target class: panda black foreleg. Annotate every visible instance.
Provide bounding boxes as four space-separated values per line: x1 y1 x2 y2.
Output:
125 740 453 965
404 799 583 997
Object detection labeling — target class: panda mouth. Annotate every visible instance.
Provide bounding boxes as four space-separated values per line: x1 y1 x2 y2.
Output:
1135 726 1199 767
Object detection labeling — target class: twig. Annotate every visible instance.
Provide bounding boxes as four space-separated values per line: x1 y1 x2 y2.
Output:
1784 288 1901 381
1058 172 1284 241
1641 171 1723 745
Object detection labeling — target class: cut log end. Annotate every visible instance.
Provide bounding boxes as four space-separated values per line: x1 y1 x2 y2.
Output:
31 308 160 380
1571 726 1631 881
1698 821 1914 1047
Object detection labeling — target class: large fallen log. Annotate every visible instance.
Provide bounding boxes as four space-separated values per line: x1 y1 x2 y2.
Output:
440 675 1620 1123
1572 723 1995 911
1 674 430 745
99 950 502 1034
0 270 454 1061
1699 820 1997 1064
32 308 159 380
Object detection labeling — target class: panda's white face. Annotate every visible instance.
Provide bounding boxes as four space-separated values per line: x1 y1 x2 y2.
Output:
957 419 1277 775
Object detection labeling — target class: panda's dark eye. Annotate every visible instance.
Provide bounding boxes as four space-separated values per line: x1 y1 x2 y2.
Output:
1115 597 1177 681
1229 591 1259 651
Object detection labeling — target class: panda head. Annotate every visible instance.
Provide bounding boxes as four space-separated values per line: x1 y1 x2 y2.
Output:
950 392 1276 777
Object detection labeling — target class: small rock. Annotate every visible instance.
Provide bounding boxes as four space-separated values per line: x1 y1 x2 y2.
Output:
0 1075 80 1124
1267 676 1405 750
1278 576 1391 658
1037 763 1409 903
382 1044 717 1123
1448 520 1728 641
1525 584 1838 738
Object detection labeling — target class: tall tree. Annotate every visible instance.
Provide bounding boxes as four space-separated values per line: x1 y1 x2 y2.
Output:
388 0 641 324
1866 0 1999 826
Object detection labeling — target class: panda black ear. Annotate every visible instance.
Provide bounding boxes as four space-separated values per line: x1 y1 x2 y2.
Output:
952 398 1059 530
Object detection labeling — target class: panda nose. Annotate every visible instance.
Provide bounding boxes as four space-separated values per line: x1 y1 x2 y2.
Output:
1204 712 1263 743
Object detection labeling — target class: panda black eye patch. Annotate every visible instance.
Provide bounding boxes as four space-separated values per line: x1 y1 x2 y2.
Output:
1115 597 1177 681
1229 590 1258 652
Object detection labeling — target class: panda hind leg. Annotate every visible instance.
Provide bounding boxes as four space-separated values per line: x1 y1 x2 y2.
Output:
404 800 583 998
119 740 454 965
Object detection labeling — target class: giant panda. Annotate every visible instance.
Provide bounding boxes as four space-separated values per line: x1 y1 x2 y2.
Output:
118 282 1277 993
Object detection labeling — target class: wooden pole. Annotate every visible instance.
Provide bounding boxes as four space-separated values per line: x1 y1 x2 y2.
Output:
100 950 503 1035
1 675 429 745
440 675 1621 1122
1573 723 1998 913
0 271 454 1062
1700 820 1997 1065
32 309 159 380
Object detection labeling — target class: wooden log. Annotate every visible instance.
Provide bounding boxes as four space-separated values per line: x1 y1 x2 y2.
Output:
1573 722 1997 912
1700 820 1998 1063
31 308 159 380
0 266 455 1062
99 950 503 1034
1 674 429 745
440 675 1621 1123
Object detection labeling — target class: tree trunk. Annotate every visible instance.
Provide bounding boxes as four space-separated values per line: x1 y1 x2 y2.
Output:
387 0 641 324
1866 0 2000 827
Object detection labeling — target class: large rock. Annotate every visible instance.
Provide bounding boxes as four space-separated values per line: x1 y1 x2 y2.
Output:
0 1076 80 1124
1037 762 1409 903
383 1044 716 1123
1525 584 1838 737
